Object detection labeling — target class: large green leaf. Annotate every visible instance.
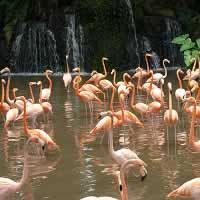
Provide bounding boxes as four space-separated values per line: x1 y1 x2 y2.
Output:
184 54 192 67
171 34 189 44
191 50 199 58
184 50 191 56
180 38 195 52
196 38 200 49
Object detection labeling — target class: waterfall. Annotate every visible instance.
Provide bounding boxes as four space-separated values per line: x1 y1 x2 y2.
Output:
10 23 59 72
124 0 140 65
163 17 182 66
142 36 160 69
64 14 84 69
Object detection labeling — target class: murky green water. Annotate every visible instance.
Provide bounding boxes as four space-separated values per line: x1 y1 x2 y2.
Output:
0 72 198 200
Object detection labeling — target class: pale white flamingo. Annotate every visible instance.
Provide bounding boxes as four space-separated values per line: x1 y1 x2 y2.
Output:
63 55 72 92
0 136 44 200
81 159 147 200
98 111 145 166
86 57 108 86
167 178 200 200
41 69 53 101
146 58 169 83
15 96 58 150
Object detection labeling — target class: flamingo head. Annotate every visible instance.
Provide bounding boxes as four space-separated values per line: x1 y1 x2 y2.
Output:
167 82 172 92
13 88 18 93
37 81 42 86
190 57 196 63
163 58 170 64
45 70 53 75
145 53 152 57
1 79 6 84
98 111 113 119
111 69 116 75
91 70 98 76
102 57 108 61
47 140 59 151
72 67 80 73
0 67 10 75
178 68 184 75
29 82 37 86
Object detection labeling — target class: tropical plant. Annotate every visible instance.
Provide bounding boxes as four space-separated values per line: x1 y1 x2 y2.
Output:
172 34 200 68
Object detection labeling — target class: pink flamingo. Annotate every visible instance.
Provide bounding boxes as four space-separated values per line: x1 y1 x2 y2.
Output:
0 79 10 120
81 158 147 200
86 57 108 86
15 96 58 150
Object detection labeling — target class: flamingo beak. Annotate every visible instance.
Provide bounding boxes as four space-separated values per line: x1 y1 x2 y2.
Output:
141 172 147 182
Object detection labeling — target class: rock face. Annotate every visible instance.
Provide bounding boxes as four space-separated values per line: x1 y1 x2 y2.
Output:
0 0 185 72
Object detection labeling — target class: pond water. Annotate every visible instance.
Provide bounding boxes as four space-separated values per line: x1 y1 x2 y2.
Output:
0 71 198 200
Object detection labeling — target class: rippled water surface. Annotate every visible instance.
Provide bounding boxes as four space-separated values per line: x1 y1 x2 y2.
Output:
0 72 198 200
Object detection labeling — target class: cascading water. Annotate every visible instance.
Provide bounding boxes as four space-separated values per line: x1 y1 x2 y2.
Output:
64 14 84 69
141 36 160 69
163 17 182 66
124 0 140 66
10 23 59 72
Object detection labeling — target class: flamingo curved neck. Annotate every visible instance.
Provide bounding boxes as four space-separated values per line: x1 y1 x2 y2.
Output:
177 70 183 88
137 70 142 91
192 59 197 72
189 101 196 145
163 60 168 79
66 62 70 73
160 82 164 105
123 74 129 85
102 59 107 77
196 88 200 101
118 94 125 122
149 72 153 92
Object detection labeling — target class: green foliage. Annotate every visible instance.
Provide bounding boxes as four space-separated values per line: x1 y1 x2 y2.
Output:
172 34 200 68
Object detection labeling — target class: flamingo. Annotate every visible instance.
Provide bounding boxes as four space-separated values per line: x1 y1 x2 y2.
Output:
81 159 147 200
146 58 169 83
111 68 125 88
0 79 10 119
164 82 179 126
0 136 44 200
188 70 199 94
73 67 104 95
147 78 164 114
15 96 58 150
186 97 200 152
41 69 53 102
89 86 122 135
86 57 108 86
183 58 200 80
63 55 72 92
175 69 186 102
4 87 19 128
132 53 152 79
127 83 148 117
37 81 53 118
167 178 200 200
73 76 103 113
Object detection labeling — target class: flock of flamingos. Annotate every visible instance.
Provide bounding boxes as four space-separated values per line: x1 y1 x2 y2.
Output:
0 53 200 199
